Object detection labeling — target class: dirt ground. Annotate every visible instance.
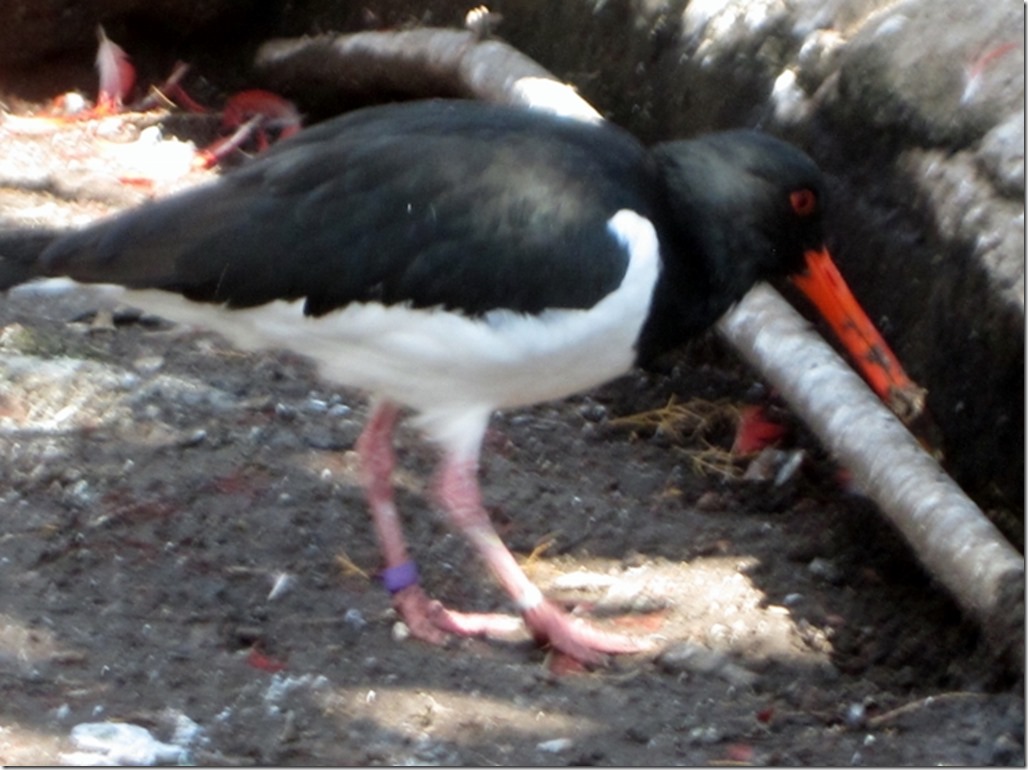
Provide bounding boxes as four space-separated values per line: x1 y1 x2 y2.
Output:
0 283 1022 766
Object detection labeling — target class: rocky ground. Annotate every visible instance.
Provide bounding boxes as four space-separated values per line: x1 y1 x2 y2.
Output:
0 285 1022 765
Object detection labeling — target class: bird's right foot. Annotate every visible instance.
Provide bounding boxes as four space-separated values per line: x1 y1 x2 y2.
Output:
390 585 654 666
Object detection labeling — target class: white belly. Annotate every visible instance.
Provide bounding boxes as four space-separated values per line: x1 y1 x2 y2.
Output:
14 210 662 450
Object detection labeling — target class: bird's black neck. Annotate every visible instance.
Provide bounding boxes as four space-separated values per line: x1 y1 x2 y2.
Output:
633 228 734 368
633 151 760 367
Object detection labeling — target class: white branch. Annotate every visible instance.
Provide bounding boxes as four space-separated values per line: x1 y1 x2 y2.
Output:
719 286 1024 666
256 29 602 121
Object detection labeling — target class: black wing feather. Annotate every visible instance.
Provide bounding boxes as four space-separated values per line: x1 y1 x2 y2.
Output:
40 101 659 317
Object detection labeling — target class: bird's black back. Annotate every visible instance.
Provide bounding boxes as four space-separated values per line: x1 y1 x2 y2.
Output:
38 101 661 318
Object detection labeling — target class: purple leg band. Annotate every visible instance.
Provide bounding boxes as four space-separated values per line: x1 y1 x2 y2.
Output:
381 561 419 594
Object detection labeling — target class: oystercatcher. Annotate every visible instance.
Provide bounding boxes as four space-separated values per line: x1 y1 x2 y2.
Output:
0 100 904 663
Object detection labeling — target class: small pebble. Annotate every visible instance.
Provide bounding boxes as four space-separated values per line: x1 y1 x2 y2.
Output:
808 557 845 585
773 449 805 486
687 725 722 746
267 572 293 601
537 737 574 753
391 621 411 642
578 401 607 422
344 608 367 630
844 701 867 728
132 355 165 374
178 428 207 447
304 398 330 413
275 402 298 420
742 448 783 481
658 642 758 686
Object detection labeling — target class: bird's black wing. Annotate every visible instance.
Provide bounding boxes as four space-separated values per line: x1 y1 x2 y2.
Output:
39 101 659 317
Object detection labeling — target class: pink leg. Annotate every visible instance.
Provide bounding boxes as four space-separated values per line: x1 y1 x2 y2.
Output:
356 401 521 644
356 401 438 643
357 402 651 663
355 400 407 568
434 453 653 665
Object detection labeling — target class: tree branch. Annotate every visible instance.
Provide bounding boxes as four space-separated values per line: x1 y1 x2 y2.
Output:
256 29 603 121
720 286 1024 667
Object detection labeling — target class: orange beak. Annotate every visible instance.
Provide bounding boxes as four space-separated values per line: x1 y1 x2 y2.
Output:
792 247 927 425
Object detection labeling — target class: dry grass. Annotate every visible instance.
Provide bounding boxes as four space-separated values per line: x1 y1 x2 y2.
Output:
608 396 743 480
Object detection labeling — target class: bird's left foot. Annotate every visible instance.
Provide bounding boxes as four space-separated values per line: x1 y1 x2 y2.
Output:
392 584 524 644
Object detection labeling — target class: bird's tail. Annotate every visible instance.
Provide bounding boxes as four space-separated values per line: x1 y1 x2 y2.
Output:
0 229 61 290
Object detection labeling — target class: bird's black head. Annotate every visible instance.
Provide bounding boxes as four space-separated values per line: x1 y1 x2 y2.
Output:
645 130 920 424
652 129 827 304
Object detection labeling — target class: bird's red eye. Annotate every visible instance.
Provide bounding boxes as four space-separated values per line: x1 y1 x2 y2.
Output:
789 188 817 216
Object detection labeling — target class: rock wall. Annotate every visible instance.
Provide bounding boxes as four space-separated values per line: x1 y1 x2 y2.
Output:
1 0 1023 522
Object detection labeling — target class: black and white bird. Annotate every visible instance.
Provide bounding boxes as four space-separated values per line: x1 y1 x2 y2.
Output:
0 99 900 664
